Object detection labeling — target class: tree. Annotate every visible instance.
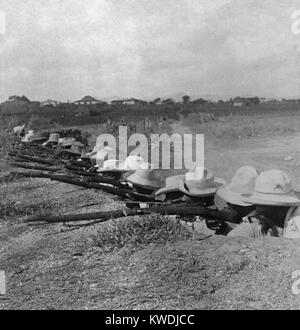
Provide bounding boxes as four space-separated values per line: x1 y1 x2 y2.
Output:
153 97 161 104
251 97 260 105
8 95 30 103
162 98 175 105
182 95 190 104
192 98 207 105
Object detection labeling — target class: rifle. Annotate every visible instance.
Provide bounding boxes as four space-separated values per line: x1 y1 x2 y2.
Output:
24 205 235 224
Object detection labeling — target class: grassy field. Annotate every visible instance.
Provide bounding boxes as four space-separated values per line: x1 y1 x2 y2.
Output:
2 105 300 309
2 101 300 128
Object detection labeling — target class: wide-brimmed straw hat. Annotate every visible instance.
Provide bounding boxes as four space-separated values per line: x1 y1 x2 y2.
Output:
126 168 163 190
179 166 225 197
13 124 25 135
242 170 300 206
48 133 60 143
43 133 60 146
122 155 146 171
59 138 76 147
217 166 259 206
97 159 126 173
22 130 45 142
155 175 185 196
21 130 35 142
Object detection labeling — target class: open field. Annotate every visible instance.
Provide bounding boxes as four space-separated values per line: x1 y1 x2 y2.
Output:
1 106 300 309
174 112 300 186
2 101 300 128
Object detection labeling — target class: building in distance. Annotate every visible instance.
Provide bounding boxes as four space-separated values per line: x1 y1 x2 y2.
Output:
74 96 106 106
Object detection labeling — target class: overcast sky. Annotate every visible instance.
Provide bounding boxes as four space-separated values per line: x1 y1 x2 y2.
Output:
0 0 300 102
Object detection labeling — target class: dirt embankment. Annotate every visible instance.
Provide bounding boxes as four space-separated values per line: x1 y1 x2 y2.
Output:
1 212 300 309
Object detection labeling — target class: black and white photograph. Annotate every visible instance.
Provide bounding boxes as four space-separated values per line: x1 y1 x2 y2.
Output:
1 0 300 312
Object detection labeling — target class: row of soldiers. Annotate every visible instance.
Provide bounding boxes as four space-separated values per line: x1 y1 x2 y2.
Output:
75 142 300 238
118 163 300 239
157 166 300 238
13 125 300 238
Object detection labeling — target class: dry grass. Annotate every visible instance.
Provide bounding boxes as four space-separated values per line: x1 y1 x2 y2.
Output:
0 180 61 219
91 215 192 251
26 114 59 130
0 115 18 170
183 112 217 124
0 193 56 218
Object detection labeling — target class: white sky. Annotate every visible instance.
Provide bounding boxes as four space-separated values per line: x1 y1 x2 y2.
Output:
0 0 300 102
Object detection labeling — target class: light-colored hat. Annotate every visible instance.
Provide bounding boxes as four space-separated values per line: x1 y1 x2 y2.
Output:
60 138 76 147
242 170 300 206
47 133 60 143
13 124 25 135
21 130 35 142
122 155 146 171
179 166 225 197
97 159 126 172
43 133 60 146
217 166 259 206
155 174 185 196
65 147 82 155
126 168 163 190
32 133 46 142
73 141 85 148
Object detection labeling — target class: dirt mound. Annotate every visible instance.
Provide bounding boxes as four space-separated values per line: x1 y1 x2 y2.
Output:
1 212 300 310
